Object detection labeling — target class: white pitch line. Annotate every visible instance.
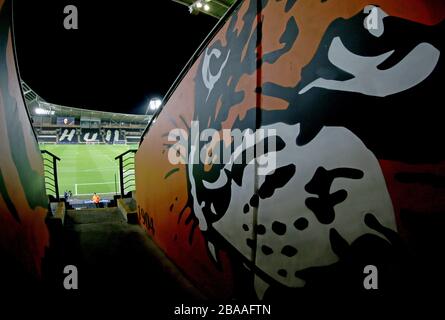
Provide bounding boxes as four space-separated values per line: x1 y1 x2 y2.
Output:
74 192 117 196
59 167 117 173
75 182 116 186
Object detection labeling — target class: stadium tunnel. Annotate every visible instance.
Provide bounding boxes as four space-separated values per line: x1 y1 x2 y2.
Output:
1 0 445 307
0 0 200 300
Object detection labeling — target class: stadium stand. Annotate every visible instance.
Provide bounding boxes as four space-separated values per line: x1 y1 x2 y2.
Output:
102 128 125 144
123 129 144 144
34 128 57 144
80 128 102 143
22 81 151 145
38 136 58 143
58 128 78 144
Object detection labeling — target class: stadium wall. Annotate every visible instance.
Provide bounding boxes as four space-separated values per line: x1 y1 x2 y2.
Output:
136 0 445 299
0 0 49 285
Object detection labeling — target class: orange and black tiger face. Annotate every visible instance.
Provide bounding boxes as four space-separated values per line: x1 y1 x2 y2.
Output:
182 0 444 297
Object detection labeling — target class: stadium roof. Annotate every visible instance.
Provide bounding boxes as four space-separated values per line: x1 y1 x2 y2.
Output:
173 0 235 19
21 81 151 124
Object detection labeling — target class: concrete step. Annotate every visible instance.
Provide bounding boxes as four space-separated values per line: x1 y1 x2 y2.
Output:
44 205 204 302
65 208 124 225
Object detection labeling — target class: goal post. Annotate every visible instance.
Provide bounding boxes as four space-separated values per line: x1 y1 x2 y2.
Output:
74 181 120 196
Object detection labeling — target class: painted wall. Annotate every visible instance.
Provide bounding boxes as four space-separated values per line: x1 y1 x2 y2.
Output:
136 0 445 299
0 0 49 282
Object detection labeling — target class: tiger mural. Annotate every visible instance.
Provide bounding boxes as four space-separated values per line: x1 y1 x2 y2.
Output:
136 0 445 300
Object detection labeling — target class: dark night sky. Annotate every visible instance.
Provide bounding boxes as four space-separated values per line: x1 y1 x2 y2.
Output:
12 1 217 114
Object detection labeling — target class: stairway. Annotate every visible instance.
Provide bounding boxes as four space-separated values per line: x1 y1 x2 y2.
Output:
43 206 202 302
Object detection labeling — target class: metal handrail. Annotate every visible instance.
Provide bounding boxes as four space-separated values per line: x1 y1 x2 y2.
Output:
123 162 134 169
114 149 137 160
44 170 55 178
124 182 136 188
41 150 61 200
45 181 56 189
41 150 61 161
124 184 136 191
123 177 135 184
115 149 137 197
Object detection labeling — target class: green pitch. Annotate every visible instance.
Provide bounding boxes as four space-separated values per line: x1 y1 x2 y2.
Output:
40 144 137 198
